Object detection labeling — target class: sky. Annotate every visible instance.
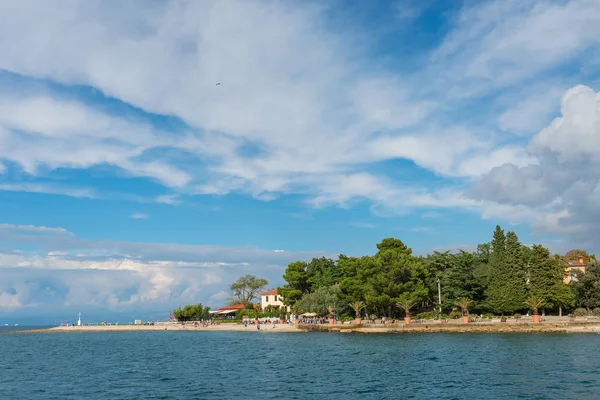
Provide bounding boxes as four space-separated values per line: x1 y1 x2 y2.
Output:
1 0 600 324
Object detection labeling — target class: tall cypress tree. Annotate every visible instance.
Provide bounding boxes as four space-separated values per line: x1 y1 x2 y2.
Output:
503 231 527 313
487 225 508 314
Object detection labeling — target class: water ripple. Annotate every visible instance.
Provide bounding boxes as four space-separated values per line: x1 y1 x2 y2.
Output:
1 331 600 399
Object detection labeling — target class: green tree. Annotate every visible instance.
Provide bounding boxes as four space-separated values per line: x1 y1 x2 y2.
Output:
503 231 527 312
571 259 600 311
549 254 574 315
425 251 454 309
475 242 491 264
443 251 485 311
487 225 508 314
370 238 429 316
306 257 341 289
278 261 309 307
229 275 268 307
173 303 210 321
396 297 416 317
487 228 527 314
349 301 366 318
338 255 371 305
456 297 472 316
524 295 545 316
528 245 573 312
295 286 338 316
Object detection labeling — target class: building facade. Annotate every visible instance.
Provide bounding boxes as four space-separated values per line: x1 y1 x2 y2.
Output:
260 289 288 311
564 257 586 283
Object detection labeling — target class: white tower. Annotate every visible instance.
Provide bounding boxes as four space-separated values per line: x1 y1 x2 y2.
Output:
77 312 82 326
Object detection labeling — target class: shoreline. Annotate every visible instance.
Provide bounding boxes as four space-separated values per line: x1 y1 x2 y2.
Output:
13 320 600 334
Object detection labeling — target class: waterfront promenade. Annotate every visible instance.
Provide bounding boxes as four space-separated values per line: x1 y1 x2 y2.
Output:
18 316 600 334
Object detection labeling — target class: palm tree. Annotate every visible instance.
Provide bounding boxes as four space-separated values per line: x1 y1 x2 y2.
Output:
524 296 545 323
396 299 415 318
524 296 545 315
327 305 335 325
327 305 335 319
455 298 472 316
349 301 366 319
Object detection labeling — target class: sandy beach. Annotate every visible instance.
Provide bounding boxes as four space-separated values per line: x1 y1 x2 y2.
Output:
24 322 302 333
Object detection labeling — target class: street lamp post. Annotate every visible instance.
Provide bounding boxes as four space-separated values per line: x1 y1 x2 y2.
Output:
437 278 442 315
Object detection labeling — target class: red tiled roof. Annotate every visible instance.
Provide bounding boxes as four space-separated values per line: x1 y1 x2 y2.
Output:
260 289 278 295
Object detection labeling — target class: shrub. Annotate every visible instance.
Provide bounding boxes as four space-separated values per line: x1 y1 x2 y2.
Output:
340 315 354 322
592 308 600 317
416 311 437 320
449 311 461 319
574 308 588 317
513 314 521 319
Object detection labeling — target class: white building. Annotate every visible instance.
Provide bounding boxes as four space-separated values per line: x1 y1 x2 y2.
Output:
260 289 288 311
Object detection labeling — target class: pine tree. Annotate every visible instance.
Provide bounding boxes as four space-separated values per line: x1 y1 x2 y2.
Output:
486 225 508 314
529 246 574 313
503 231 527 313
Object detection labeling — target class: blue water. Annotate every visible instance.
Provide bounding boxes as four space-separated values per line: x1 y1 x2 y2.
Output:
1 331 599 399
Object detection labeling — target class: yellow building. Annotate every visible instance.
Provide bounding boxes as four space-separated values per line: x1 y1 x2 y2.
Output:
260 289 288 311
563 250 588 283
564 257 586 283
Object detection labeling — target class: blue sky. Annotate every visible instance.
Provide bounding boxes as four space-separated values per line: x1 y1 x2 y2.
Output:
1 0 600 324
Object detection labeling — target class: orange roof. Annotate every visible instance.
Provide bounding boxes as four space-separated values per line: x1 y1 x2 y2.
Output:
215 303 260 312
260 288 278 295
216 304 246 311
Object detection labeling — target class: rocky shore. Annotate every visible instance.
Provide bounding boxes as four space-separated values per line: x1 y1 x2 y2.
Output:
299 320 600 334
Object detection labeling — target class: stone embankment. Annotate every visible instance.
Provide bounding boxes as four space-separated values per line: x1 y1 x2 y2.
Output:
299 320 600 334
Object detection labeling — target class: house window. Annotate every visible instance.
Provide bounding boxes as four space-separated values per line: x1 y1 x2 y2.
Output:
266 296 269 302
275 295 278 302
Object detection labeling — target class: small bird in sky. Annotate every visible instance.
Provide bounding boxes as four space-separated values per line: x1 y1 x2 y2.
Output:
216 82 221 85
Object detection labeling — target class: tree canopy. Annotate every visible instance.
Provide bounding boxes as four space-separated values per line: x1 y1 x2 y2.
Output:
277 226 585 319
229 275 268 307
173 304 210 321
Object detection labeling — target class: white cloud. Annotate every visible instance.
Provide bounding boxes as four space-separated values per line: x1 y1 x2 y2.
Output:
0 0 593 214
155 194 180 205
431 0 600 97
130 213 148 220
0 0 468 209
468 85 600 248
0 222 331 312
0 182 97 198
0 223 72 235
0 93 193 187
497 85 565 134
0 0 597 256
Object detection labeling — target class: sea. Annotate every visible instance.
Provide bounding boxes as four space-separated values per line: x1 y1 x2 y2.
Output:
1 328 599 399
